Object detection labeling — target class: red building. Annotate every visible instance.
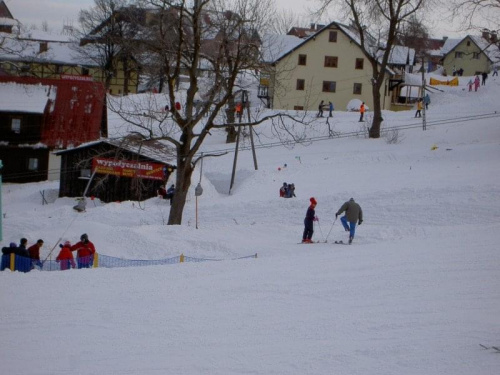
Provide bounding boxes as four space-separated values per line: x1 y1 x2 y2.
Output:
0 76 106 182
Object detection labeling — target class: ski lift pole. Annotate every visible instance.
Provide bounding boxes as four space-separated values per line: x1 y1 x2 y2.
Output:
229 118 242 195
0 160 3 242
421 56 427 131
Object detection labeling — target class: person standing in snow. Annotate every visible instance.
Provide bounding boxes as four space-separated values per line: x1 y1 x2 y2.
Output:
493 67 498 77
56 241 76 271
328 101 334 117
71 233 96 269
481 72 487 85
424 94 430 110
317 101 324 117
359 102 365 122
28 239 44 268
302 197 318 243
335 198 363 244
415 99 423 118
474 75 480 92
468 79 473 92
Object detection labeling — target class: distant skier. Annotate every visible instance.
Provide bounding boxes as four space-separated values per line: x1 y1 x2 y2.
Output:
481 72 487 85
423 94 430 110
280 182 288 198
70 233 96 269
415 99 423 118
474 75 480 92
328 101 334 117
493 66 498 77
335 198 363 244
302 197 318 243
56 241 76 271
359 102 365 122
317 101 324 117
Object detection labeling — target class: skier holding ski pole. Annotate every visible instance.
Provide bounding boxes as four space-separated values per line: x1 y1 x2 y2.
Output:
335 198 363 244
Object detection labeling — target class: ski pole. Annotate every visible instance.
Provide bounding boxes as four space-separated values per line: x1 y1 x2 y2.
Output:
324 217 337 243
316 218 326 242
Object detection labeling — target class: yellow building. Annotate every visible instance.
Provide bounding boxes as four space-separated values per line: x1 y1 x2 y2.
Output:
441 35 495 77
264 21 393 112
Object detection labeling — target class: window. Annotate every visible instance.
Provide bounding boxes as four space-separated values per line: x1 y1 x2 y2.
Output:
353 83 362 95
28 158 39 171
55 65 63 74
355 58 364 70
298 54 307 66
472 52 480 59
39 42 48 53
293 105 304 110
455 52 464 58
11 118 21 134
324 56 338 68
82 67 90 75
467 41 471 46
80 169 91 178
322 81 336 93
329 31 337 42
296 79 305 90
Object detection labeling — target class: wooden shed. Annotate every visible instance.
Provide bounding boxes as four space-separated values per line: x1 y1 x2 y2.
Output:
55 137 176 202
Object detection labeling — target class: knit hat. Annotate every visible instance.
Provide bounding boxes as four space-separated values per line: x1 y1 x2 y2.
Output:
9 242 16 248
80 233 88 241
310 197 317 205
64 241 71 247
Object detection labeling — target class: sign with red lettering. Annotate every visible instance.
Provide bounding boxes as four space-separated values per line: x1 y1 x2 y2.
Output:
60 74 94 82
92 157 165 181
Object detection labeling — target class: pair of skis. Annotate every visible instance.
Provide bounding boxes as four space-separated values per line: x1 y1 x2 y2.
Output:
297 240 348 245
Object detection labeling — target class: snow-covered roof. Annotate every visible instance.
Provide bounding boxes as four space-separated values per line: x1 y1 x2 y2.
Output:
56 137 176 165
389 46 415 65
18 28 73 43
260 34 303 63
0 16 17 26
440 35 499 63
0 33 99 66
0 82 56 113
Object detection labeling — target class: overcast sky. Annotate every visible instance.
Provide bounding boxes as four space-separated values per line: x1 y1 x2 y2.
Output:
7 0 462 38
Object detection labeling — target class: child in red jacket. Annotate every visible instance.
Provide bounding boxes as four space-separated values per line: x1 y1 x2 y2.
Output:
56 241 76 270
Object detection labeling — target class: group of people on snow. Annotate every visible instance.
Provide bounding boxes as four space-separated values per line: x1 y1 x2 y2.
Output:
1 234 96 272
302 197 363 245
317 100 334 117
279 182 296 198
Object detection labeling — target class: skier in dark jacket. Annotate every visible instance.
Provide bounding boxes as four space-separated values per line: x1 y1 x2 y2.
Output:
302 197 318 243
336 198 363 244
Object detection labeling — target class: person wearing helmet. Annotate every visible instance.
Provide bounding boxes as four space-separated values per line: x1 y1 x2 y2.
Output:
70 233 96 269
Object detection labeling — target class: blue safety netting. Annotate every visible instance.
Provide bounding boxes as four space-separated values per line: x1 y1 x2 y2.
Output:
0 252 257 273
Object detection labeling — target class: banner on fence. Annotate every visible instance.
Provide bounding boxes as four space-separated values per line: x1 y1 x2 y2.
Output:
92 157 165 180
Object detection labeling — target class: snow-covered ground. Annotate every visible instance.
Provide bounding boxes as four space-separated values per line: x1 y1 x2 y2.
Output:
1 74 500 374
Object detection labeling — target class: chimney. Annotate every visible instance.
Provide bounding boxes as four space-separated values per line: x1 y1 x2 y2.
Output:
310 23 315 30
482 29 490 40
490 31 498 43
442 36 448 42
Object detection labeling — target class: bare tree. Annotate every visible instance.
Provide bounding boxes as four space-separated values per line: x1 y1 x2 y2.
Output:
268 9 307 35
449 0 500 33
317 0 428 138
110 0 305 225
78 0 136 92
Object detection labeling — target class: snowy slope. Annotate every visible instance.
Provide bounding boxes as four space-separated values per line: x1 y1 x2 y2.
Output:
1 75 500 375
